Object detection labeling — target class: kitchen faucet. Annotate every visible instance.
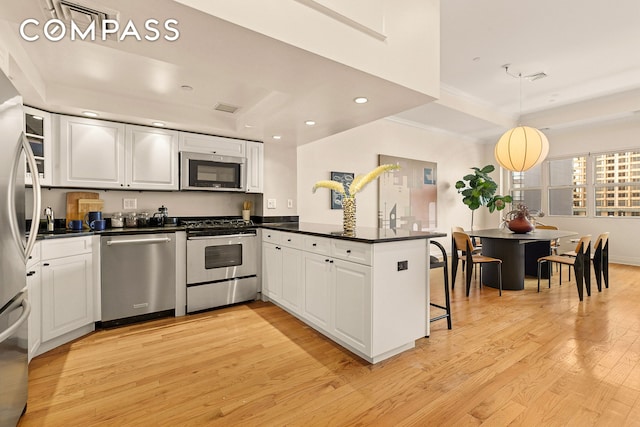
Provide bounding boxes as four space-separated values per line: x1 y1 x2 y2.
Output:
45 206 54 231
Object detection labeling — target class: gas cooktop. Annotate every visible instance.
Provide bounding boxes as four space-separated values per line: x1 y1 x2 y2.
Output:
182 218 256 237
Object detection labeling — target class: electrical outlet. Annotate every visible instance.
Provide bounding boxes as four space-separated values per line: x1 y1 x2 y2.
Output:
287 199 293 208
123 198 137 210
267 199 276 209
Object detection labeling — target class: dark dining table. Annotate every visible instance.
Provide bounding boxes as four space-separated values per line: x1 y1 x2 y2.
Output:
464 228 578 291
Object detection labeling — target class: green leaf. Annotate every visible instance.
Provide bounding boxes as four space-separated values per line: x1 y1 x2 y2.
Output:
480 164 495 174
455 181 465 189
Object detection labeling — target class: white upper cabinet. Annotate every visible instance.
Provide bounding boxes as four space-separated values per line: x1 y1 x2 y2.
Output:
126 125 179 190
179 132 246 157
58 117 178 190
58 115 125 189
245 140 264 193
24 107 53 186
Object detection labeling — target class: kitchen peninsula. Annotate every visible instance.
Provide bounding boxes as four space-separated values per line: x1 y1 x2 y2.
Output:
260 222 446 364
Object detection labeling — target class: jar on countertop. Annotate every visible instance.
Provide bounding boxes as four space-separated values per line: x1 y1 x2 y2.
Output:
111 212 124 228
125 212 138 228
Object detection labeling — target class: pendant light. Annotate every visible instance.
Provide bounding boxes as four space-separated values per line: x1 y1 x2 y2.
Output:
494 66 549 172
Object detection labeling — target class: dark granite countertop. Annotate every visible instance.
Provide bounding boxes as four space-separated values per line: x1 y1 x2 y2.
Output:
34 221 446 243
35 226 186 240
260 222 446 243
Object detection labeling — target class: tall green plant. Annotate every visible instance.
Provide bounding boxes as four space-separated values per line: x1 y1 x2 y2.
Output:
455 165 512 229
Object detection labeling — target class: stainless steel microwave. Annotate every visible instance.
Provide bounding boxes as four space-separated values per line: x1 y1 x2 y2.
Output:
180 152 245 191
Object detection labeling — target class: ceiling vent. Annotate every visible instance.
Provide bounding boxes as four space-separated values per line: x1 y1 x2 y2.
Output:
41 0 119 39
525 72 548 82
214 103 240 114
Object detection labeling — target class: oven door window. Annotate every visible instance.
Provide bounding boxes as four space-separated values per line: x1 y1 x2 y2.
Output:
204 244 242 269
189 159 241 189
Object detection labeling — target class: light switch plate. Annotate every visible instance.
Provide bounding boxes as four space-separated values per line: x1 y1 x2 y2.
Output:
123 198 137 210
287 199 293 208
267 199 276 209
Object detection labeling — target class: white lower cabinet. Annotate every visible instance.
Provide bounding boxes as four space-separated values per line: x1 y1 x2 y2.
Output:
262 229 427 364
262 242 283 300
262 231 302 314
26 243 41 363
39 237 94 353
332 259 371 354
301 253 371 353
301 252 332 331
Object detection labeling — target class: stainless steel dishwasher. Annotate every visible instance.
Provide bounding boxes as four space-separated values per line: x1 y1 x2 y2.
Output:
101 233 176 327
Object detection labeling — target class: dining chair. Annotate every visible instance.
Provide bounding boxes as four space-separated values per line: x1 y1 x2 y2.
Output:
452 231 502 296
593 232 610 291
563 232 609 291
537 235 591 301
535 224 560 255
450 226 481 288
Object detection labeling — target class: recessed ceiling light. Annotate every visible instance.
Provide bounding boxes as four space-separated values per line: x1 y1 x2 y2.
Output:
152 122 165 127
354 97 368 104
82 111 99 117
472 57 481 62
181 85 193 91
32 115 43 121
272 135 282 140
305 120 316 126
244 124 254 129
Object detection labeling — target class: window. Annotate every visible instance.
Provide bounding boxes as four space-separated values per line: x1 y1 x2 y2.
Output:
510 165 542 212
548 156 587 216
594 150 640 217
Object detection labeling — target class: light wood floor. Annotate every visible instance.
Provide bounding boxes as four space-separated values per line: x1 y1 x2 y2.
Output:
19 263 640 426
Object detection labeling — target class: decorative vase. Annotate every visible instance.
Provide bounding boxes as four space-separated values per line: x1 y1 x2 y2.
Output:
508 214 534 234
342 197 356 235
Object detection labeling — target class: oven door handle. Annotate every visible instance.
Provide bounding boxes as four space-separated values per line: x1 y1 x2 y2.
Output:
188 233 255 240
106 237 172 246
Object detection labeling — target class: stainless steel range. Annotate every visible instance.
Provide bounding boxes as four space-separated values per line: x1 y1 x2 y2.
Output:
183 219 258 313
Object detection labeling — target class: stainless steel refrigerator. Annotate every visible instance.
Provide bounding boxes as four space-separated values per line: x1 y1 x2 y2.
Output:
0 69 41 426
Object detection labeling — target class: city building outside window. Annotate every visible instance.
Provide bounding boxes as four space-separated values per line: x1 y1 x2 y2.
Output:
594 150 640 217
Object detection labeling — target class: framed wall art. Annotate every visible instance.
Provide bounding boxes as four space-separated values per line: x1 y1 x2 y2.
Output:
378 154 437 231
330 171 354 209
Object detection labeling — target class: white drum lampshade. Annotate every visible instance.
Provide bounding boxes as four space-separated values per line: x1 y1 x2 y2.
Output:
494 125 549 172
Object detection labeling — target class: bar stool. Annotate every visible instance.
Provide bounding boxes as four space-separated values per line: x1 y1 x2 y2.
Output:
429 240 452 330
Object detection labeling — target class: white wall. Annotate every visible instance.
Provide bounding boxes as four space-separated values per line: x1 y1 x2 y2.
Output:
31 188 261 220
262 142 298 217
297 118 490 247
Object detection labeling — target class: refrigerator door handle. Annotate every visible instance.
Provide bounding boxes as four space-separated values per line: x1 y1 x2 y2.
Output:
0 296 31 344
8 132 42 263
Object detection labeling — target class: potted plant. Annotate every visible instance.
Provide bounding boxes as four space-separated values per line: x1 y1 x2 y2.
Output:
501 203 545 233
455 165 512 230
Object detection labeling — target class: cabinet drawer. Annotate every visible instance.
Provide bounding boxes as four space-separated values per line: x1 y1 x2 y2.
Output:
304 236 331 255
331 240 371 266
280 232 302 249
41 236 92 260
262 230 282 244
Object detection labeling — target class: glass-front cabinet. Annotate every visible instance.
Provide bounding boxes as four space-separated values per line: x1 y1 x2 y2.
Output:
24 106 53 186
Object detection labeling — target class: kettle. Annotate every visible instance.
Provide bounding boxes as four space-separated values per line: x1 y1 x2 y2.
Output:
151 205 169 227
